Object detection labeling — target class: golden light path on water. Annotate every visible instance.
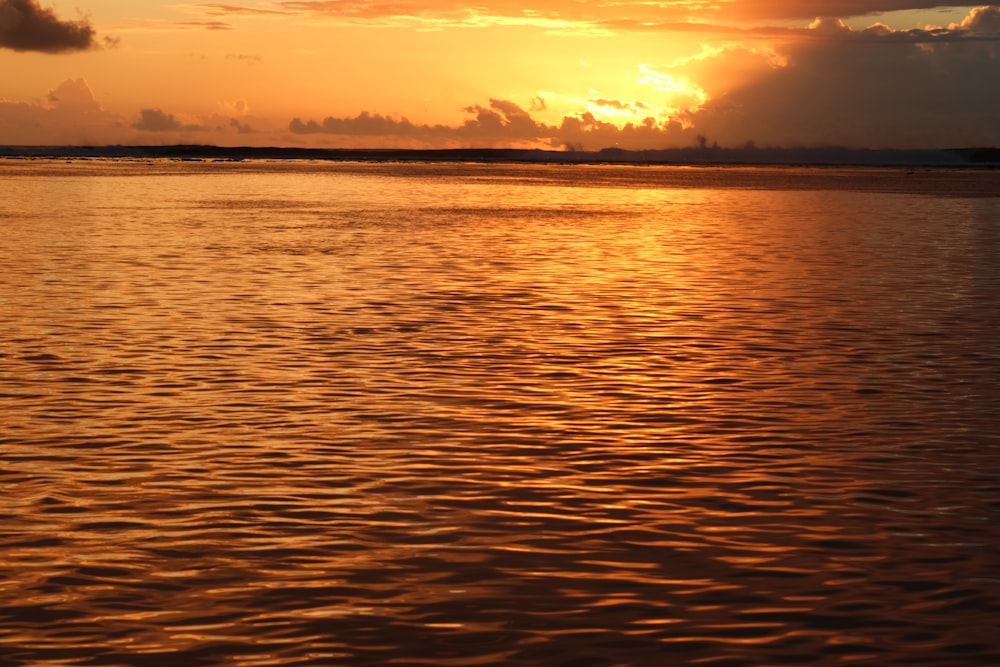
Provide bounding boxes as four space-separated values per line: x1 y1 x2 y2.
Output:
1 159 999 666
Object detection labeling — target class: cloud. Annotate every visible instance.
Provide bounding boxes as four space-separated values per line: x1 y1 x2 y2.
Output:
289 100 561 147
131 106 271 138
952 5 1000 35
180 2 1000 46
603 6 1000 42
682 8 1000 148
229 118 254 134
0 78 127 145
288 98 687 150
591 98 649 112
720 1 969 21
47 78 102 112
0 0 97 52
0 79 287 146
290 111 422 137
133 109 208 132
226 53 262 63
197 1 990 31
219 98 251 117
176 20 233 30
195 3 293 16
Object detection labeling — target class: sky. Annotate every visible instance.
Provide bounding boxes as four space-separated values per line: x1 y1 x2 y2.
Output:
1 1 998 149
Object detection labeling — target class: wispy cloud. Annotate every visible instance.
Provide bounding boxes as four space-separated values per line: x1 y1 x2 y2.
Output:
176 21 234 30
189 1 995 32
226 52 262 63
193 3 293 16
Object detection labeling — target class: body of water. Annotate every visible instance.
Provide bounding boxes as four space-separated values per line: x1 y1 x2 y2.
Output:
2 159 999 666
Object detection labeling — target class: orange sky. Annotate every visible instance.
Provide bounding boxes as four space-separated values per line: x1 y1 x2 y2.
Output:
1 1 998 149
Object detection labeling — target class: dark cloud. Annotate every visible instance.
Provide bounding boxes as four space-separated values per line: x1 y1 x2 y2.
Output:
133 109 182 132
290 111 424 136
229 118 254 134
722 1 971 20
290 100 561 146
133 109 207 132
288 99 683 150
0 0 97 52
461 99 547 141
805 7 1000 44
686 12 1000 148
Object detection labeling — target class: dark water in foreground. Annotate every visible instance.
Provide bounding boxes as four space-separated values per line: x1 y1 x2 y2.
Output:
2 160 999 666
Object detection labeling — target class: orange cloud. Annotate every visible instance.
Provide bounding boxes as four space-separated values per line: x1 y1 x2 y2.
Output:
0 78 125 145
175 21 234 30
192 1 997 30
47 78 102 112
952 5 1000 34
194 3 293 16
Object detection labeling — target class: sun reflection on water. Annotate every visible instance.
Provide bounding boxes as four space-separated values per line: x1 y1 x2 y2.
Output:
1 160 998 665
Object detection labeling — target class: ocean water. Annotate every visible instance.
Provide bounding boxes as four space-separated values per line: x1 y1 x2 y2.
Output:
1 158 999 666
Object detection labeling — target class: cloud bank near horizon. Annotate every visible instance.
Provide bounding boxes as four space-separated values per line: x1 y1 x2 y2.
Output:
288 100 685 151
0 0 99 53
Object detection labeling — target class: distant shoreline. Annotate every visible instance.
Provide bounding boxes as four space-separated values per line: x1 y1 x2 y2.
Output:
2 144 999 167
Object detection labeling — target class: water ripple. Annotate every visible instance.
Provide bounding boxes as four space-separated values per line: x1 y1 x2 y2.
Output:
1 160 999 665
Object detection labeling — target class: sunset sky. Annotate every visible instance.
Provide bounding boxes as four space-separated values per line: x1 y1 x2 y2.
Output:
1 1 998 149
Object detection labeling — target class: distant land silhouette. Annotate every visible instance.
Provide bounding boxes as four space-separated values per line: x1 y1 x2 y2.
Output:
2 144 999 166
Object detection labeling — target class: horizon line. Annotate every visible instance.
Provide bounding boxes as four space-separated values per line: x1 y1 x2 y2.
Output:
2 144 999 167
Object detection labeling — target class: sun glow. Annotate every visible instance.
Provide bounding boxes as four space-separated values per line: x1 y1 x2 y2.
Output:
631 64 710 127
638 65 708 107
1 2 997 149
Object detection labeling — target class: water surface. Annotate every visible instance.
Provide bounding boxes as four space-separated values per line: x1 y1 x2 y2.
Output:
2 159 999 666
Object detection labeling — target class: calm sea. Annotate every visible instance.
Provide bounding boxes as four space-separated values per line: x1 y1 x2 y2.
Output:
2 159 999 666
